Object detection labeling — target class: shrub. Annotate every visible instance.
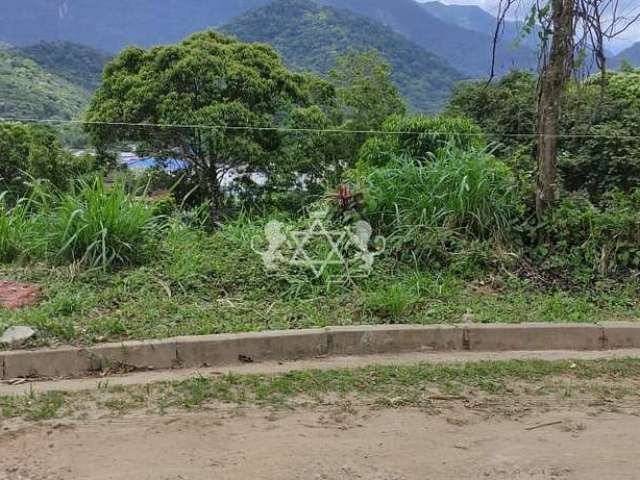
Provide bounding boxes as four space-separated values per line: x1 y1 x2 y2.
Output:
0 177 158 270
357 115 485 168
49 178 156 270
358 147 522 265
0 122 96 199
531 190 640 276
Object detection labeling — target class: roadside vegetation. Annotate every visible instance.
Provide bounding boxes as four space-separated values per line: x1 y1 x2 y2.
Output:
3 358 640 420
2 31 640 348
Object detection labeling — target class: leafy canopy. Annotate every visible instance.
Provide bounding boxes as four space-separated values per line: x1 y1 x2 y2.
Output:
86 31 330 214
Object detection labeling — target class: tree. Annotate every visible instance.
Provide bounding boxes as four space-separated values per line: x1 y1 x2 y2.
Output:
330 50 406 132
322 50 407 180
0 122 92 199
493 0 640 216
85 31 323 220
448 68 640 198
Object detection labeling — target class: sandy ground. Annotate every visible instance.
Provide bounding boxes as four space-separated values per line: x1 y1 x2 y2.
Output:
2 403 640 480
3 350 640 479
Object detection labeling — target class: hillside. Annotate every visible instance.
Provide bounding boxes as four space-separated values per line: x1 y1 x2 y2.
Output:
0 0 270 52
0 0 536 78
15 41 111 91
419 1 501 35
222 0 462 112
316 0 538 77
0 46 89 120
418 1 539 49
613 42 640 68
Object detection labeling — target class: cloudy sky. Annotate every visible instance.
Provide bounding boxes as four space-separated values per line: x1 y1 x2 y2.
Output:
422 0 640 51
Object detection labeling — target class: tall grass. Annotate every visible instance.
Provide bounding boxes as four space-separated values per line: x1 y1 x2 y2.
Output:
0 177 157 270
50 179 156 270
360 147 522 263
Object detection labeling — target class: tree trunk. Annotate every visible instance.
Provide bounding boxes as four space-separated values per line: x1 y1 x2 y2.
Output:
535 0 574 217
207 158 221 224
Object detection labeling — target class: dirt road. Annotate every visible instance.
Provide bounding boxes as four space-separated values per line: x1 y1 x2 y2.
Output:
2 403 640 480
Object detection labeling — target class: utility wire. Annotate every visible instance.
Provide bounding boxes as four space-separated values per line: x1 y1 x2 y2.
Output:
1 116 640 140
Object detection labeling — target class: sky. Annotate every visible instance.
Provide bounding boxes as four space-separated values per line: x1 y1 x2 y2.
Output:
419 0 640 52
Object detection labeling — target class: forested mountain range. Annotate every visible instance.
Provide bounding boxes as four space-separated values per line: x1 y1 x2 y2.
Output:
222 0 462 111
316 0 537 76
0 0 636 119
0 0 538 77
16 41 111 91
0 42 110 120
418 1 538 49
0 0 270 53
0 45 88 120
613 42 640 68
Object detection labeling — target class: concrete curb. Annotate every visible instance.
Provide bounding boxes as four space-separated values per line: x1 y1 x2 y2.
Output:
2 323 640 380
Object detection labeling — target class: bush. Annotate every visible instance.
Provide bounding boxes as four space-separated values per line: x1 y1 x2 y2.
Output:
0 122 96 199
357 115 485 168
358 147 522 266
531 190 640 276
0 177 158 270
49 178 157 269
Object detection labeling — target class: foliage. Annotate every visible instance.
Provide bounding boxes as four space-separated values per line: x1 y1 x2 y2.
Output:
222 0 462 112
0 177 157 270
0 46 89 120
357 148 522 265
50 178 157 270
448 69 640 198
530 190 640 277
86 30 330 219
330 50 406 130
15 41 111 91
357 115 485 167
0 122 96 199
447 71 537 154
559 69 640 197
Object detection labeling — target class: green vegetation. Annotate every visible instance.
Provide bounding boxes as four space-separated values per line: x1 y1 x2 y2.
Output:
0 122 95 197
86 30 337 219
16 41 111 91
222 0 462 112
0 177 154 269
4 358 640 420
0 46 89 120
448 69 640 198
1 31 640 349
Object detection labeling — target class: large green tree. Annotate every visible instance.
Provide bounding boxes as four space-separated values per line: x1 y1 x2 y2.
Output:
86 31 328 219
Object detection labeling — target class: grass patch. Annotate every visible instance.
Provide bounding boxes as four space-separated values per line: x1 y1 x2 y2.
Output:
1 256 639 347
3 358 640 421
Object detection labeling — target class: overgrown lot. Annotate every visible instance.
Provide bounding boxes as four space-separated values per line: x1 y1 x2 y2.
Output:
2 34 640 348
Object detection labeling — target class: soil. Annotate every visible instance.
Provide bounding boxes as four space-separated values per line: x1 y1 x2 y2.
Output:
2 402 640 480
0 281 40 310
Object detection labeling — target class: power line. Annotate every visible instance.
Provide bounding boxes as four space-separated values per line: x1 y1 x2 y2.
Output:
1 116 640 140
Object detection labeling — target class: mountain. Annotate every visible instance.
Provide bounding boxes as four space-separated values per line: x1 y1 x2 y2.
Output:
316 0 537 77
0 0 537 78
0 0 271 52
0 46 89 120
418 1 539 49
613 42 640 68
222 0 462 112
419 1 501 35
15 42 111 91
